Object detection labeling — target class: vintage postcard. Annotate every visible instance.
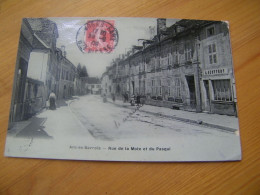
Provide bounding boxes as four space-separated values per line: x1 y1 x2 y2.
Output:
5 17 241 161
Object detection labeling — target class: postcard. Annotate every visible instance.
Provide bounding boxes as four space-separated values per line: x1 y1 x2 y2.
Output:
4 17 241 161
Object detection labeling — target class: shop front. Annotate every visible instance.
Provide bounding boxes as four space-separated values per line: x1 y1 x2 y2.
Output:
201 68 237 116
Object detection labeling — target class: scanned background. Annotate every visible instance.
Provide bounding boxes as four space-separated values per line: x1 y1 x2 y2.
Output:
0 0 259 194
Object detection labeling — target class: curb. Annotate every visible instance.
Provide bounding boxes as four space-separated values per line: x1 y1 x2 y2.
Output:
107 100 237 132
142 110 237 132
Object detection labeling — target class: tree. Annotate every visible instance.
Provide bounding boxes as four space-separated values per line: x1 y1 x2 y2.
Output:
77 63 88 78
77 63 82 76
81 66 88 77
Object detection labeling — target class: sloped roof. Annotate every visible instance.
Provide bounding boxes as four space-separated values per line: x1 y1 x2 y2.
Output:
86 77 101 84
26 18 59 48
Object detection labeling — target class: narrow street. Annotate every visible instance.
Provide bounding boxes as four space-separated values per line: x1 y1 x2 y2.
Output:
6 95 241 161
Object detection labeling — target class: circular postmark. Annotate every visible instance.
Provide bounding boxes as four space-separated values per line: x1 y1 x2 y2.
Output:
76 20 119 53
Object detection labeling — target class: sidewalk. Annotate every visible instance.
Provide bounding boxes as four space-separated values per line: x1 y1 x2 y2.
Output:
107 98 239 132
7 98 75 137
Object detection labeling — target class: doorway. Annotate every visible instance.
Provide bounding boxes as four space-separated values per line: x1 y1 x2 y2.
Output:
15 58 28 121
131 81 135 95
63 85 66 98
186 75 196 109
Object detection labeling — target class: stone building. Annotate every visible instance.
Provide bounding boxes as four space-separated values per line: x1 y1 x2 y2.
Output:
101 61 119 98
101 67 112 97
199 21 237 115
27 18 60 97
101 19 237 116
150 19 203 112
86 77 102 95
10 18 59 122
9 18 80 124
74 74 83 96
56 48 77 99
10 19 34 122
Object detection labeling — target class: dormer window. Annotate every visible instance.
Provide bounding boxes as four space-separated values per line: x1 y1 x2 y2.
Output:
207 26 215 37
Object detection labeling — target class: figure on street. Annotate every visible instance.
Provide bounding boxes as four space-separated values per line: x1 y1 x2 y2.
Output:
136 94 141 107
130 94 135 106
49 91 56 110
103 94 107 103
112 93 116 102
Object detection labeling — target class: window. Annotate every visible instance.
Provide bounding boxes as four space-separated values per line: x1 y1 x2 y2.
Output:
139 79 141 94
175 78 181 98
56 70 59 80
207 27 215 37
168 53 172 65
152 80 155 96
185 42 192 61
173 48 179 64
167 79 171 96
208 43 217 64
143 80 146 95
212 79 232 101
158 80 162 96
27 84 31 99
151 58 156 71
33 84 38 97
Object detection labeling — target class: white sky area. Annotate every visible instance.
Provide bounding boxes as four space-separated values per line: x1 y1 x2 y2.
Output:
50 17 179 77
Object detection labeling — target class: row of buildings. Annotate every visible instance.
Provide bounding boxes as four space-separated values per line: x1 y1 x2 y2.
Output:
101 19 237 116
10 18 87 123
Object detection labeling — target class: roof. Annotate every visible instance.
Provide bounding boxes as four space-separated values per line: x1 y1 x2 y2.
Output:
86 77 101 84
26 18 59 48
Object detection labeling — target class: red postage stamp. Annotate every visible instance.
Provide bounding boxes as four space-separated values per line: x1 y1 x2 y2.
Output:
76 20 118 53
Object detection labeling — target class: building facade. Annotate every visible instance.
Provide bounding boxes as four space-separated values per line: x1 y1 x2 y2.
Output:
10 18 56 122
57 48 77 99
86 77 102 95
10 18 79 124
27 18 60 97
199 21 237 115
101 19 237 116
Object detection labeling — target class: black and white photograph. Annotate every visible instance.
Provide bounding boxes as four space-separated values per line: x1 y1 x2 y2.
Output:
5 17 241 161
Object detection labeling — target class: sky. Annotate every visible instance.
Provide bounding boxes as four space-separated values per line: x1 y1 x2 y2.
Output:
50 17 178 77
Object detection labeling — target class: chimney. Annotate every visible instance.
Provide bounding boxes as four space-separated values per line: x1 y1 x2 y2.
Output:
149 26 156 39
157 18 166 35
61 45 66 58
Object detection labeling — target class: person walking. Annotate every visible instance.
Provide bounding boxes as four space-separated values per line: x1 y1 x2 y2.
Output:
130 94 135 106
125 92 129 102
103 94 107 103
123 93 126 103
112 93 116 102
136 94 141 107
49 91 56 110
